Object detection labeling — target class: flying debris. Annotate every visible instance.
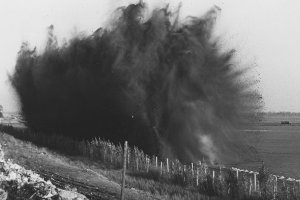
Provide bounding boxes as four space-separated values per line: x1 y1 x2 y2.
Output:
10 2 262 164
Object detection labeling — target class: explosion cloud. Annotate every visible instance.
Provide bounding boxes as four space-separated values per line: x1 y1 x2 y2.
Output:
10 2 262 164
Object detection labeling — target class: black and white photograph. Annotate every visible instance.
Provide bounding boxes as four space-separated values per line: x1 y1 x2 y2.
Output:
0 0 300 199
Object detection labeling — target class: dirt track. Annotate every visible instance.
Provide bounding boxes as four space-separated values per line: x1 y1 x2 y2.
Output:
0 132 158 200
36 169 118 200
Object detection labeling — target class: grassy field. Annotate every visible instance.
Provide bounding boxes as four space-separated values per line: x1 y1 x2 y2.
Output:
237 113 300 178
0 128 223 200
240 125 300 178
1 112 300 199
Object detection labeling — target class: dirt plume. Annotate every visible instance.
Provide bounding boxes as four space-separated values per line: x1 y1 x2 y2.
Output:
10 2 262 163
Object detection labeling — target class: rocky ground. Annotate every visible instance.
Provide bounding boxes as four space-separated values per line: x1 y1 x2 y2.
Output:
0 144 88 200
0 132 160 200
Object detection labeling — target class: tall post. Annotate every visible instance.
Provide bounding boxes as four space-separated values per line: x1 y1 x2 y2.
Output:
146 157 149 173
160 161 163 175
166 158 169 173
127 147 130 169
219 167 222 182
249 177 252 196
183 165 186 182
273 175 277 199
121 141 128 200
191 163 194 177
155 156 158 168
172 162 174 174
136 156 139 171
196 165 199 186
254 173 257 191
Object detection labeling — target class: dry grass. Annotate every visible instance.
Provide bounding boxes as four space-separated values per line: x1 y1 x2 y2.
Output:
1 124 298 199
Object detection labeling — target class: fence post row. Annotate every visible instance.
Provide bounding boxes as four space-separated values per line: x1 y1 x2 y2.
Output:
88 138 300 199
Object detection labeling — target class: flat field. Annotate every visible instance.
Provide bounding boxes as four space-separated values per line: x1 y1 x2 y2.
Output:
237 113 300 178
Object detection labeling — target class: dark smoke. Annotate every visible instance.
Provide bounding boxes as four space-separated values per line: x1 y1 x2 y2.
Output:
10 3 262 164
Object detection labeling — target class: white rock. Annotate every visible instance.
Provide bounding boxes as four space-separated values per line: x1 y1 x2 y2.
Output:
7 171 17 180
57 189 88 200
0 189 8 200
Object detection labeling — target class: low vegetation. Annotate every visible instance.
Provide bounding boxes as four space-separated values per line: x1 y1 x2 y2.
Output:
1 124 300 199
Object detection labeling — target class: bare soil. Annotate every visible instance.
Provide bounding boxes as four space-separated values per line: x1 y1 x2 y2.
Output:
0 132 159 200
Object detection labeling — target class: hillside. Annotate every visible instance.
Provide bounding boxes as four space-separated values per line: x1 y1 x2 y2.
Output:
0 133 159 199
0 144 88 199
0 131 218 200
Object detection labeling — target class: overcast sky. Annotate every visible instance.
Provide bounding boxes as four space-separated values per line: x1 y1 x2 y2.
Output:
0 0 299 112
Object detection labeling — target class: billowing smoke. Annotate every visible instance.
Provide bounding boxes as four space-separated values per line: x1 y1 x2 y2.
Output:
10 3 262 164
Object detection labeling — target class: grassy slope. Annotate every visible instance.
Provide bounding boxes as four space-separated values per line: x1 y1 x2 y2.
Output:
0 132 221 200
0 132 159 200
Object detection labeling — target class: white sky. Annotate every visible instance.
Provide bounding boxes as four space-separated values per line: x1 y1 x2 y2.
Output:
0 0 299 112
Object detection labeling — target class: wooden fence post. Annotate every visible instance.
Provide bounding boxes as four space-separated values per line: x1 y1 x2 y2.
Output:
273 175 277 199
146 157 149 173
110 145 113 163
103 147 106 162
172 162 174 174
249 176 252 196
254 173 258 191
183 165 186 182
219 167 222 182
191 163 194 177
136 155 139 171
166 158 169 173
297 180 300 199
120 141 128 200
127 147 130 169
196 165 199 186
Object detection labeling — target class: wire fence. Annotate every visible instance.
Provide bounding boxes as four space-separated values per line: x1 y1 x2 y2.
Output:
1 124 300 199
84 138 300 199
